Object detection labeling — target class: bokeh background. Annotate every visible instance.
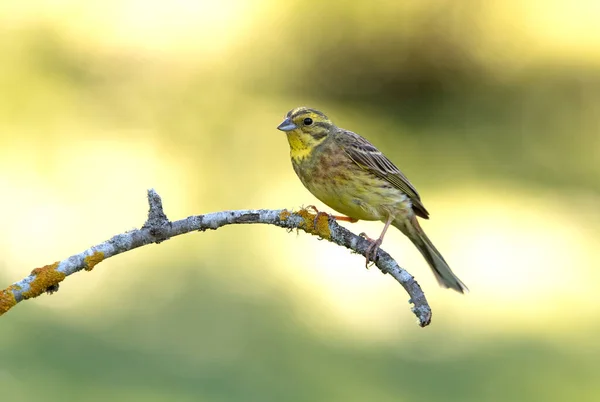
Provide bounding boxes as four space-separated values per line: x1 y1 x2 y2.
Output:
1 1 599 401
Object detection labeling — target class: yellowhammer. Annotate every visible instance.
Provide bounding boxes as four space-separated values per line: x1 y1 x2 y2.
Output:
277 106 468 293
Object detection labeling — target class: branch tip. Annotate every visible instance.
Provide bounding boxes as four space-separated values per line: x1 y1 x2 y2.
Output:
143 189 171 242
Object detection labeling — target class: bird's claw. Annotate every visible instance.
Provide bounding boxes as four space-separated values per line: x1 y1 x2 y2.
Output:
304 205 327 229
305 205 320 214
312 211 331 230
359 233 382 268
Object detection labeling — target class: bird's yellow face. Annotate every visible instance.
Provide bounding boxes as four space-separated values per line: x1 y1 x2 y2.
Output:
277 107 334 161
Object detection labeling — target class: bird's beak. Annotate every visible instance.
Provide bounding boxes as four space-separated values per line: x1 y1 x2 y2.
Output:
277 117 298 132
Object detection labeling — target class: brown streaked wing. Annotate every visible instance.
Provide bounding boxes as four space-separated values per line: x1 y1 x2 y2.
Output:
334 129 430 219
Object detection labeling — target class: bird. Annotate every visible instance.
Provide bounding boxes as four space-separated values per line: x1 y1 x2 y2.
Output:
277 106 468 293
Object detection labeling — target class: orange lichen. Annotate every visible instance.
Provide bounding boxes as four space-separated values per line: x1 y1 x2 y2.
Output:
0 286 18 316
297 209 331 239
279 210 291 221
22 262 65 300
84 251 105 271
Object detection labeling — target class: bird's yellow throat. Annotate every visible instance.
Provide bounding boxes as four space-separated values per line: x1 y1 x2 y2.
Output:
286 131 316 162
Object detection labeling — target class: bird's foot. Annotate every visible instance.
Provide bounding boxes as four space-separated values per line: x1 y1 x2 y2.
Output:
359 232 383 269
305 205 321 215
305 205 326 229
303 205 328 230
305 205 358 224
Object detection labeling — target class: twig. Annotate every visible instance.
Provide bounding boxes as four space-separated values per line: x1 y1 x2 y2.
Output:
0 189 432 327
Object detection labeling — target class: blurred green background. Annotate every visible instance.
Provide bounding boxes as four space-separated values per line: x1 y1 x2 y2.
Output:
1 1 599 401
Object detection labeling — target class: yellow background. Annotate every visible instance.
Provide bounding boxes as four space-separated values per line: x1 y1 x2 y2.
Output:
1 1 599 401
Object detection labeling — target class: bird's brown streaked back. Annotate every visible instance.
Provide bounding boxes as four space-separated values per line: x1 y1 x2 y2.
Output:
333 129 429 219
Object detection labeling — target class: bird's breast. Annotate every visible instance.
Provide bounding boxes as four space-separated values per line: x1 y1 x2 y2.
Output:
291 146 411 221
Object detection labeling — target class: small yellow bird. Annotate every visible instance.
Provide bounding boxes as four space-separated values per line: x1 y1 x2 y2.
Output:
277 106 467 293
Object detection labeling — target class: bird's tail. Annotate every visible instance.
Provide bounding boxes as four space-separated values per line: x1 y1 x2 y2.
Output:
393 217 468 294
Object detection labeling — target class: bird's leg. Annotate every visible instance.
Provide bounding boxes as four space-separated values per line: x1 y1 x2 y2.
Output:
332 215 359 223
305 205 359 230
360 215 394 268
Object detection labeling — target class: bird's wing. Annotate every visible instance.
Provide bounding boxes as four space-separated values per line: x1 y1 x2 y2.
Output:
335 129 429 219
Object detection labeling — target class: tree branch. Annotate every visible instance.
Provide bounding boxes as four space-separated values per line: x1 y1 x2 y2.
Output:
0 189 432 327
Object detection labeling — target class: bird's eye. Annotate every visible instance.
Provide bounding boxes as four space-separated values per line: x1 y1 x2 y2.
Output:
303 118 313 126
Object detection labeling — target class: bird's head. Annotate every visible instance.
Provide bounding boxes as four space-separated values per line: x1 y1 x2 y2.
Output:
277 107 334 156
